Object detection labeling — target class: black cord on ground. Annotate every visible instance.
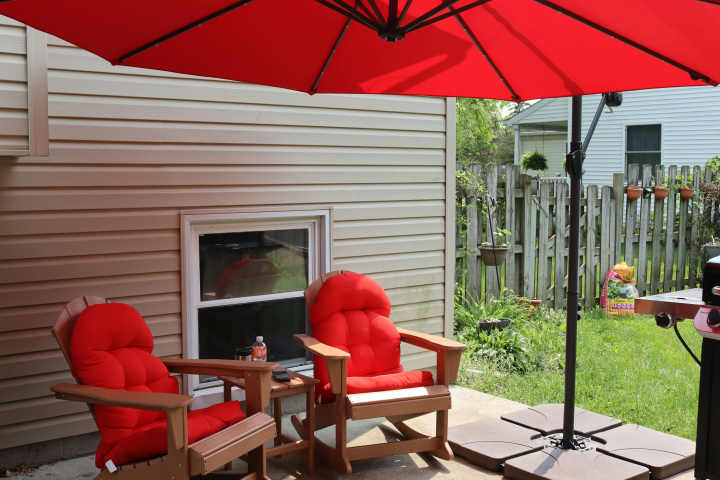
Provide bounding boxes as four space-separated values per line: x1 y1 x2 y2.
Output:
674 323 701 366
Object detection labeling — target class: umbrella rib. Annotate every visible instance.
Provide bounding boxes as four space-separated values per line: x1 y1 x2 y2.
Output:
315 0 380 31
532 0 717 85
397 0 414 25
401 0 493 35
698 0 720 4
450 7 520 101
311 13 354 93
116 0 257 64
400 0 463 33
366 0 388 27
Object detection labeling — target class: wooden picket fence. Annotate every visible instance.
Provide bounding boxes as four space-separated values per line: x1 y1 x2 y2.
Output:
457 163 713 308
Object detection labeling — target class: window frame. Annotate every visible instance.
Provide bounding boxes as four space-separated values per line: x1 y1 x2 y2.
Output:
181 209 331 395
625 123 662 172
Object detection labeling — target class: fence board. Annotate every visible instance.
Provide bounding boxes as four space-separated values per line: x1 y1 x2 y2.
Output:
676 165 690 290
613 173 624 263
485 164 499 299
554 181 567 309
636 165 652 296
585 185 598 307
624 164 640 266
600 186 612 285
689 165 701 287
537 182 551 303
505 165 517 292
650 165 665 295
663 166 678 292
522 175 536 298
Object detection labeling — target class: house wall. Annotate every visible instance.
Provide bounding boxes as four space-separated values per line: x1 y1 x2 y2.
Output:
0 28 455 455
519 133 566 176
579 87 720 185
0 15 28 152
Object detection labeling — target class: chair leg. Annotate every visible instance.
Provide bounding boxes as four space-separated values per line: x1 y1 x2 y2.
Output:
246 444 267 478
435 409 453 460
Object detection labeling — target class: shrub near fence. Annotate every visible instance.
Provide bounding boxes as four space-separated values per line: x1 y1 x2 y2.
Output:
457 163 711 307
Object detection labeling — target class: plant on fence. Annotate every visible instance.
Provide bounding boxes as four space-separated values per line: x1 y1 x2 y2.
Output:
520 150 548 173
701 157 720 260
626 183 643 200
653 177 669 199
674 174 695 199
456 167 486 228
480 227 511 266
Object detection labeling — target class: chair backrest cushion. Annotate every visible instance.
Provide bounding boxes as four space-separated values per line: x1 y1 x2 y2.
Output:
70 302 179 466
310 272 402 388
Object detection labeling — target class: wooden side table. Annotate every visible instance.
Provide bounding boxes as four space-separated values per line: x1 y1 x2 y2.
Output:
220 370 319 473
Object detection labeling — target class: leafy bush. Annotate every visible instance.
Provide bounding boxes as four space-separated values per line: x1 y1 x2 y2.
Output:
454 291 565 374
520 150 548 171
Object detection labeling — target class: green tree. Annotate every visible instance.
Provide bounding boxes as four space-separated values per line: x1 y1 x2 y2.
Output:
456 98 505 167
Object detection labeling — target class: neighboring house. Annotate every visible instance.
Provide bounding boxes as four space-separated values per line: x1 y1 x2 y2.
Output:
0 17 456 466
506 86 720 185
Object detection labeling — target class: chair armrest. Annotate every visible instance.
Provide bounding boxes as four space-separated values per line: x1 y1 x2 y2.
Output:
163 358 277 376
397 328 466 352
293 334 350 360
52 383 193 411
293 334 348 395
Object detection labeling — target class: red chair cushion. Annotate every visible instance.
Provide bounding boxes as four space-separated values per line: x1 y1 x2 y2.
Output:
70 302 245 467
309 272 435 402
321 370 435 399
104 401 245 467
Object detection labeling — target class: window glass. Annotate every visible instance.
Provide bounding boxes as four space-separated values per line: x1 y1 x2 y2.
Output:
626 125 661 168
198 297 307 382
199 229 308 301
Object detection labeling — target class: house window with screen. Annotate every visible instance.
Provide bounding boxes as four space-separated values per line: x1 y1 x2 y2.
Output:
626 124 661 169
181 210 330 394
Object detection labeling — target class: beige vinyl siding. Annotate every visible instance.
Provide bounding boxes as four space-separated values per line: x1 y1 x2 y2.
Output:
0 33 454 449
0 15 28 152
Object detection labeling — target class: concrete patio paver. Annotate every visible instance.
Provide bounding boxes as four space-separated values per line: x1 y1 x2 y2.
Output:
5 386 695 480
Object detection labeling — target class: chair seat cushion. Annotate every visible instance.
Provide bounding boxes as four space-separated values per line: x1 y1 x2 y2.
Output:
101 400 245 467
320 370 434 402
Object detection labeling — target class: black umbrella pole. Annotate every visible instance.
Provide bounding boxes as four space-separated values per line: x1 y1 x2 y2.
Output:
562 96 583 448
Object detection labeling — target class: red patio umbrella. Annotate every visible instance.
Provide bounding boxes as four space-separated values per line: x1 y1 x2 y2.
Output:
1 0 719 475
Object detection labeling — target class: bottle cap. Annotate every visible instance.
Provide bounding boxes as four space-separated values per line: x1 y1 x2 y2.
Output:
256 336 263 342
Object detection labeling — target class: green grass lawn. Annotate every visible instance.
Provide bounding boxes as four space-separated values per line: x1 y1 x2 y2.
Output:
457 301 702 440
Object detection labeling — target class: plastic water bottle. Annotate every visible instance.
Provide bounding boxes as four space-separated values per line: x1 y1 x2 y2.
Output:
252 336 267 362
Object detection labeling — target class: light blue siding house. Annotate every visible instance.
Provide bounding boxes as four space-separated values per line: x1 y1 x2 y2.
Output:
505 86 720 185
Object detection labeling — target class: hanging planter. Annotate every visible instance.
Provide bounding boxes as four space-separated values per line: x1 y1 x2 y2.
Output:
680 187 695 200
479 243 509 266
626 185 642 200
654 186 669 199
477 317 511 332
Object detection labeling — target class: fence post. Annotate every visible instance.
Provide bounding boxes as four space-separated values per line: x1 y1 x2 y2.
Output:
465 164 481 299
600 185 613 289
522 175 537 298
663 165 678 292
636 165 653 296
650 165 665 295
537 181 552 303
554 181 567 309
505 165 518 293
624 164 640 266
585 184 598 307
676 165 691 290
485 164 500 299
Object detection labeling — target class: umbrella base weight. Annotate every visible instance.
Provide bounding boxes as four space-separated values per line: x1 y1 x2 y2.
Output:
448 404 695 479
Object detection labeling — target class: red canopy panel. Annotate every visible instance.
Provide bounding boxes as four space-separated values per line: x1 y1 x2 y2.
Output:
0 0 718 100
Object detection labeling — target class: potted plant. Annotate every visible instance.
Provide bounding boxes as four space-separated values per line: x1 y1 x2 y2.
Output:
479 228 511 266
520 150 548 174
626 183 642 200
701 157 720 266
516 296 542 317
477 317 511 331
676 174 695 200
654 178 669 200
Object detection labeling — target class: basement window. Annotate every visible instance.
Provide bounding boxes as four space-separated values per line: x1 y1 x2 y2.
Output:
181 210 330 394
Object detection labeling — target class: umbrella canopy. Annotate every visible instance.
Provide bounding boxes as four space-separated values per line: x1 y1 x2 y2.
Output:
0 1 718 100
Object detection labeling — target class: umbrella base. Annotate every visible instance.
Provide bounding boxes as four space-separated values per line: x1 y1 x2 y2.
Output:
594 424 696 479
504 445 650 480
448 418 543 471
501 403 622 435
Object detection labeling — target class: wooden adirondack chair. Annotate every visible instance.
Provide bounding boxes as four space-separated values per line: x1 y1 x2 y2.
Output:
291 271 466 473
51 296 277 480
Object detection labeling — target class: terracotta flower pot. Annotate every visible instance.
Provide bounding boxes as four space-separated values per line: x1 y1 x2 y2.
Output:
680 187 694 200
516 297 542 317
654 187 669 199
479 244 509 266
626 185 642 200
